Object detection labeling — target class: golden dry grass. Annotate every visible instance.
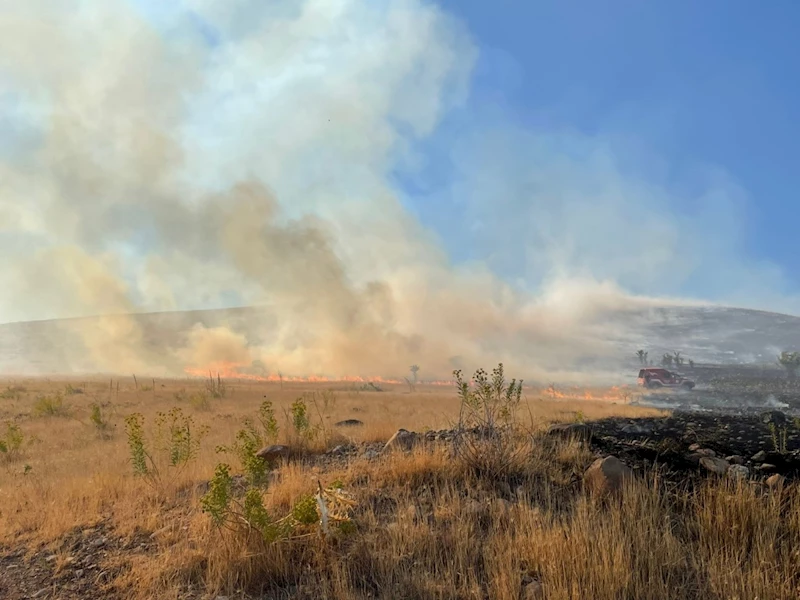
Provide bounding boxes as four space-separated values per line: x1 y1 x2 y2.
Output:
1 376 798 599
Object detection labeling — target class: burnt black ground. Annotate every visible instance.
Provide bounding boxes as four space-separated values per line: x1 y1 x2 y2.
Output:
586 411 800 480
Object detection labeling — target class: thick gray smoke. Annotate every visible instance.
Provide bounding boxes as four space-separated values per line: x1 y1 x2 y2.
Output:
0 0 786 381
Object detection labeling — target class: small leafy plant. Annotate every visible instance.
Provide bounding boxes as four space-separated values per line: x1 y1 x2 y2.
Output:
124 407 209 486
287 396 321 446
452 363 528 480
89 403 111 438
0 386 25 401
769 422 789 454
217 400 280 486
0 421 25 461
33 393 68 417
200 470 356 543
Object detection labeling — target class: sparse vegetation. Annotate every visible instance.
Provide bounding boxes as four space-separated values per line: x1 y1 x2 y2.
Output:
0 421 25 461
89 402 111 437
0 385 26 400
32 392 68 417
216 400 279 486
124 407 209 485
5 374 798 600
452 363 528 480
205 371 227 398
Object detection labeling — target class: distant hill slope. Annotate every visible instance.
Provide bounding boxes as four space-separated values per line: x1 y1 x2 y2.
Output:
1 305 799 376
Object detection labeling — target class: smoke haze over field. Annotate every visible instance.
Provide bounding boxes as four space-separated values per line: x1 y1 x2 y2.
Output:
0 0 796 380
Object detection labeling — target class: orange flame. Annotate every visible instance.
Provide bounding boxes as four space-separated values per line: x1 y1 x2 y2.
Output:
183 363 634 399
183 361 455 385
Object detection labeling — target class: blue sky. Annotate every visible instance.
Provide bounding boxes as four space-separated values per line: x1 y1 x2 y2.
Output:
400 0 800 294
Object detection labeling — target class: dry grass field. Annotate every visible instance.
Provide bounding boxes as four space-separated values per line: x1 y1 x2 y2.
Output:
1 374 798 599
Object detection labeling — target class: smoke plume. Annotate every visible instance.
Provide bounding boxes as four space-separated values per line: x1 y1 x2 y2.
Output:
0 0 789 381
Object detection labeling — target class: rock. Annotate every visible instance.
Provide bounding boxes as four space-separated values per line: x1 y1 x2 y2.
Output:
255 444 291 462
383 429 418 453
725 455 745 465
546 422 592 442
621 423 653 435
74 569 84 578
522 580 544 600
727 465 750 480
700 456 730 476
752 450 767 462
688 443 702 452
583 455 633 495
766 474 786 489
696 448 716 457
758 463 777 473
335 419 364 427
362 449 379 460
328 445 347 455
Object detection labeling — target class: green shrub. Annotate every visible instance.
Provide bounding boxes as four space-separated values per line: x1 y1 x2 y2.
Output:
155 407 208 467
0 421 25 461
124 408 209 485
258 400 279 442
289 397 320 444
90 403 109 431
200 463 233 526
291 494 320 525
217 400 280 486
33 393 68 417
189 391 211 411
0 386 25 400
125 413 151 478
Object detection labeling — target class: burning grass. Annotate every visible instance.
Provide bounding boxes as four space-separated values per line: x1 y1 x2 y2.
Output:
2 375 798 599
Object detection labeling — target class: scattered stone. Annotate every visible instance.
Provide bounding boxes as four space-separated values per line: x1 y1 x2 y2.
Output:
547 422 592 442
685 449 715 465
752 450 767 462
700 456 730 476
688 443 702 452
255 444 291 462
88 536 106 549
621 423 653 435
727 464 750 480
74 569 84 578
335 419 364 427
766 474 786 489
726 455 745 465
362 449 379 460
758 463 777 473
383 429 418 453
328 445 347 455
583 455 633 495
